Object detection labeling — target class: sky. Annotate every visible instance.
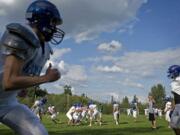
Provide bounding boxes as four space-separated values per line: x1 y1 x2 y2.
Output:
0 0 180 103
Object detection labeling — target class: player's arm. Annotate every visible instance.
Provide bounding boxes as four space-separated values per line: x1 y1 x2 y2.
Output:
3 55 60 91
1 23 60 91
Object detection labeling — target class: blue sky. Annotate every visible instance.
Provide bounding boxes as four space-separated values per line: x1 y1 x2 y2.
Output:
0 0 180 103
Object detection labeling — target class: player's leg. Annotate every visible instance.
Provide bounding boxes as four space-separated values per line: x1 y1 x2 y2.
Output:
89 111 93 126
94 112 100 126
1 104 48 135
152 120 156 129
149 113 155 129
66 113 73 125
51 114 58 124
113 112 116 124
114 112 118 125
99 112 102 125
115 112 119 125
133 110 137 122
170 105 180 135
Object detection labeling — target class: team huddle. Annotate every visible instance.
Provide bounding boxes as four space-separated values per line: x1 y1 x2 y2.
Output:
0 0 180 135
31 100 103 127
66 102 102 126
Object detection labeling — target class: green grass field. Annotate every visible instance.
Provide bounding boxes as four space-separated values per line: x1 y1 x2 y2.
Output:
0 114 174 135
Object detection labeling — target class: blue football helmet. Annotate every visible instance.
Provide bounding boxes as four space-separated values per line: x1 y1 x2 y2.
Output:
164 95 172 102
41 97 47 104
167 65 180 79
25 0 65 45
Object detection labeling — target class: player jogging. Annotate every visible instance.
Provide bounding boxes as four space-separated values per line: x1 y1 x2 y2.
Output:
0 1 65 135
167 65 180 135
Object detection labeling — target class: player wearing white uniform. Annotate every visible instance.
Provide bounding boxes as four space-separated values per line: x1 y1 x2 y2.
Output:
148 95 156 129
31 97 47 120
131 96 139 122
88 103 101 126
132 103 138 121
48 106 59 124
127 108 132 116
81 106 88 123
73 105 82 125
113 103 120 125
164 101 172 128
167 65 180 135
32 100 42 120
0 1 64 135
66 105 76 125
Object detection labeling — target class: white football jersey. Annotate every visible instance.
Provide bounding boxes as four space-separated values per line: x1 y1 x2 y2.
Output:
171 76 180 95
89 104 97 110
34 100 41 107
164 101 172 112
113 103 119 111
0 24 52 106
67 106 76 114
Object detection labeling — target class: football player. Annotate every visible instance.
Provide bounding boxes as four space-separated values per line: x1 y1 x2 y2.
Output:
88 102 101 126
47 106 60 124
0 0 65 135
131 96 139 122
31 97 47 120
148 95 156 129
168 65 180 134
113 102 120 125
66 105 76 125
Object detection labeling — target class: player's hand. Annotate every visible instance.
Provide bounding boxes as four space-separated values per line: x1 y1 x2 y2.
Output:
45 63 61 82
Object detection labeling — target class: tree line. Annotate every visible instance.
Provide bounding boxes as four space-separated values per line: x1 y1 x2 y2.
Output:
18 83 167 114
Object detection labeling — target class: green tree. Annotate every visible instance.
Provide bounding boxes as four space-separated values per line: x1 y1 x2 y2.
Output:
64 85 72 96
111 96 114 104
121 96 130 108
149 84 166 109
81 93 86 97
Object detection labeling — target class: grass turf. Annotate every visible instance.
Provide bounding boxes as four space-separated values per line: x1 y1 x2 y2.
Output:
0 114 174 135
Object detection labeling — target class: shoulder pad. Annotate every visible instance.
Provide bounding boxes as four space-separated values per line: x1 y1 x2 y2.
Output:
0 25 39 60
6 23 40 48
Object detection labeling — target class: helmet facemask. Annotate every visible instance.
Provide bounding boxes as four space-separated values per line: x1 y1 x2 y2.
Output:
49 18 65 45
37 18 65 45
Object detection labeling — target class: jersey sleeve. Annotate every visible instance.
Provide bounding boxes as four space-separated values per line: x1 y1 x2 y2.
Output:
0 23 40 61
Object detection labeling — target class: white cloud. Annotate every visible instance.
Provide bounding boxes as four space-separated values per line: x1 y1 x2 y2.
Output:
107 92 120 101
44 59 87 82
64 65 87 82
41 62 88 95
92 48 180 77
53 0 147 43
58 60 69 75
0 9 6 16
83 55 119 62
51 48 71 62
96 65 124 73
71 87 75 95
97 40 123 53
118 19 138 34
0 0 14 4
116 48 180 77
0 0 147 43
119 78 144 89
